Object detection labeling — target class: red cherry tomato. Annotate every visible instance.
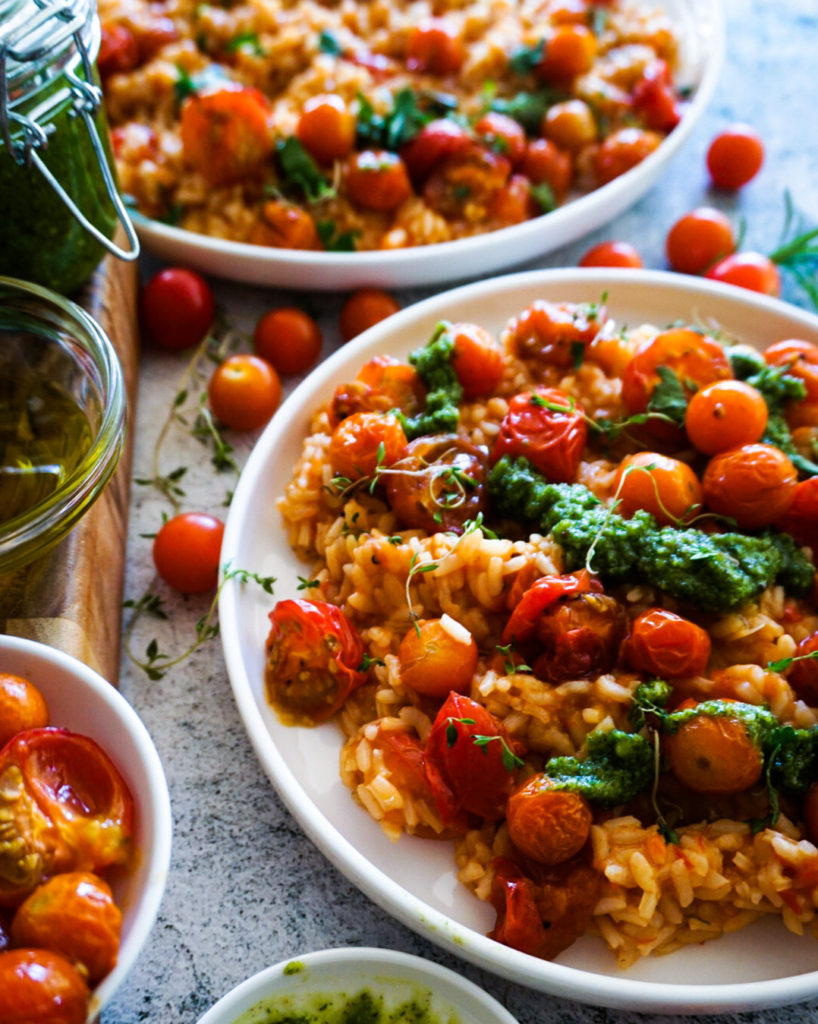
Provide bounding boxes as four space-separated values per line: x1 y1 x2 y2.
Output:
0 949 90 1024
502 570 597 645
449 321 505 398
399 119 472 182
97 24 139 78
505 299 606 370
152 511 224 593
208 354 282 431
625 608 711 678
328 411 407 481
702 442 798 529
489 858 549 954
405 18 465 75
520 138 572 203
180 86 273 186
594 128 662 185
776 477 818 553
492 388 587 483
140 268 215 352
345 151 411 211
787 632 818 705
332 356 425 422
579 240 643 268
665 207 735 275
706 252 781 297
474 113 527 167
706 125 764 190
264 599 366 723
631 59 681 133
253 307 322 376
425 692 522 822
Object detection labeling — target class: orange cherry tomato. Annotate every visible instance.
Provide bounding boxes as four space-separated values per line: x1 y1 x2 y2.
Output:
491 387 587 484
537 24 597 81
764 339 818 402
339 289 401 342
579 240 643 268
501 570 597 645
406 18 465 75
684 379 768 455
707 125 764 190
776 477 818 554
702 442 798 529
398 618 478 697
152 511 224 594
625 608 711 678
665 207 735 275
11 872 121 983
264 599 366 723
614 451 703 526
631 59 681 133
622 327 732 414
0 949 90 1024
345 150 411 211
786 631 818 705
423 144 511 218
542 99 596 151
253 307 322 376
489 174 534 225
399 119 472 182
180 86 272 186
332 357 425 422
665 708 762 794
249 200 321 250
506 298 605 370
705 252 781 297
520 138 572 202
296 94 355 164
0 675 48 748
328 411 407 480
594 128 662 185
97 24 139 78
449 321 505 398
208 354 281 431
506 775 592 865
474 113 527 167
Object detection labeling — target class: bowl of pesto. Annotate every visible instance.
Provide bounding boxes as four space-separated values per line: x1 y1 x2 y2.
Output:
196 948 518 1024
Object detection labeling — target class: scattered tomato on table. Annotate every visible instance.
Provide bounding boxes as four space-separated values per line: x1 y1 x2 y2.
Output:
706 124 765 190
140 267 215 351
339 288 401 342
152 512 225 594
208 353 281 431
253 307 322 375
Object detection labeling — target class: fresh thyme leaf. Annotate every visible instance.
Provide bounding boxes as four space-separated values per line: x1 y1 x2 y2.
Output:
358 653 386 671
571 340 585 370
768 649 818 674
296 576 321 590
356 87 431 151
471 734 525 771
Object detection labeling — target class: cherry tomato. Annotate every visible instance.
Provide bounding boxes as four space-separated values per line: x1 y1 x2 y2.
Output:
491 387 587 483
424 692 522 821
449 321 505 398
0 949 90 1024
11 872 121 983
594 128 662 185
502 570 597 645
764 339 818 402
398 617 478 697
614 451 703 526
406 18 465 75
537 24 597 81
0 675 48 748
631 59 681 133
505 298 606 370
249 200 321 250
706 125 764 190
532 592 626 684
776 477 818 554
0 728 134 905
665 207 735 275
665 707 763 794
706 251 781 298
542 99 597 151
520 139 572 202
423 144 510 218
327 411 407 481
180 86 272 186
332 356 425 422
339 289 401 342
208 354 281 432
345 150 411 211
296 94 355 163
702 442 797 529
625 608 711 678
579 240 643 268
399 119 472 182
264 599 366 723
786 632 818 705
152 511 224 593
684 379 768 455
506 775 592 865
97 24 139 78
474 113 527 167
140 267 215 352
254 307 322 376
385 434 488 534
622 328 732 414
489 174 534 225
489 858 548 955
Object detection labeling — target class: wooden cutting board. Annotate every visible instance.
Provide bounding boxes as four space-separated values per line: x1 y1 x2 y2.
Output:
0 243 139 684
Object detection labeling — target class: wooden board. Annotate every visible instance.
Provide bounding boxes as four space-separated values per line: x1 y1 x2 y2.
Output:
0 242 139 684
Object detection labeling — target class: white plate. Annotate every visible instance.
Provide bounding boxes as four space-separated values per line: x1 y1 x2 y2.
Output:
135 0 723 290
219 268 818 1014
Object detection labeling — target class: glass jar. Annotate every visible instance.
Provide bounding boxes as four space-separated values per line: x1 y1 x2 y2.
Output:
0 0 139 294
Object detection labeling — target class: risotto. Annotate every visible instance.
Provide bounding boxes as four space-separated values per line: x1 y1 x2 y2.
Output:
267 299 818 966
99 0 684 250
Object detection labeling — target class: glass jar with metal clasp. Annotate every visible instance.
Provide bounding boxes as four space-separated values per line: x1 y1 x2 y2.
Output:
0 0 139 294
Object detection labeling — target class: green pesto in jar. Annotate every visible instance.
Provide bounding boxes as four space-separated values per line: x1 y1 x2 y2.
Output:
234 986 460 1024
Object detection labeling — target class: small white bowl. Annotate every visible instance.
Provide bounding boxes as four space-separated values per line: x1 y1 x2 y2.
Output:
196 948 519 1024
0 635 172 1022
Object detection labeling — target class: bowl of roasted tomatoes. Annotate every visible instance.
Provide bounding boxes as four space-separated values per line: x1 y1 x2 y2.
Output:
0 635 172 1024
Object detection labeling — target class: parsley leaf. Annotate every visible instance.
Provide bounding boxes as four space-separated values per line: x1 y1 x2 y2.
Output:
647 366 689 425
530 181 557 214
318 29 343 55
509 39 545 75
356 87 432 151
490 89 559 133
276 137 334 202
225 31 264 55
316 219 359 252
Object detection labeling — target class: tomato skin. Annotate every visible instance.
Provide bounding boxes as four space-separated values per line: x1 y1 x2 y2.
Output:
532 592 625 684
0 675 48 748
296 94 355 164
406 18 465 75
180 86 273 186
328 411 407 481
345 150 411 211
764 339 818 402
594 128 662 185
474 113 527 167
684 379 768 455
423 144 510 218
397 618 478 697
520 138 572 202
542 99 596 151
339 289 400 343
97 24 139 78
140 268 215 352
264 600 366 723
489 858 549 954
786 632 818 705
625 608 711 678
492 388 587 483
665 207 735 275
208 354 281 431
665 710 762 795
254 307 322 376
776 477 818 554
332 356 424 422
614 451 702 526
425 693 521 822
399 119 472 182
622 328 732 414
506 775 592 865
449 322 505 398
11 872 121 983
707 125 764 190
250 200 321 250
579 240 642 268
706 251 781 297
632 59 680 133
505 299 605 370
152 512 224 594
0 949 90 1024
489 174 534 225
702 442 797 529
537 24 597 82
502 570 597 645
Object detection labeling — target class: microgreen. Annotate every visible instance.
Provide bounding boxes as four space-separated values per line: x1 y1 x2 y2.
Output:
768 649 818 674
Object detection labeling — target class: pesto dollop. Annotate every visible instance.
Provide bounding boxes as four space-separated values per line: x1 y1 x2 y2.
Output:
398 324 462 439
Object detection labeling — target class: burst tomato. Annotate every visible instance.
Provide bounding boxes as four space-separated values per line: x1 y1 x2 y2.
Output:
397 618 478 697
665 708 763 795
776 477 818 554
505 298 606 370
449 321 505 398
631 59 680 133
0 949 90 1024
786 632 818 705
332 356 424 422
506 775 592 865
764 339 818 402
491 388 587 483
702 442 797 529
501 570 597 645
625 608 711 678
327 411 407 481
180 86 273 186
0 675 48 748
614 451 703 526
622 328 732 414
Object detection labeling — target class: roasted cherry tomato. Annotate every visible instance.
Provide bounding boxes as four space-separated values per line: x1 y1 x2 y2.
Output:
97 24 139 78
399 119 472 182
706 125 764 190
474 113 527 167
180 86 272 186
594 128 662 185
542 99 596 151
332 356 424 422
11 872 121 983
506 775 592 865
489 858 547 955
405 17 465 75
489 174 534 225
776 477 818 554
702 442 797 529
449 322 505 398
328 411 407 481
665 207 735 275
423 144 510 218
579 240 643 268
631 59 680 133
425 692 522 822
140 267 215 352
398 617 478 698
502 570 597 645
0 728 134 905
0 949 90 1024
614 451 702 526
505 299 605 370
532 592 625 683
491 388 587 483
385 434 488 534
296 94 355 164
764 339 818 402
253 307 322 376
0 675 48 748
345 150 411 211
152 511 224 594
684 379 768 454
786 632 818 705
705 251 781 297
208 354 281 431
622 328 732 415
625 608 711 678
339 289 401 342
537 24 596 81
264 599 366 724
249 200 321 250
665 707 763 795
520 138 572 202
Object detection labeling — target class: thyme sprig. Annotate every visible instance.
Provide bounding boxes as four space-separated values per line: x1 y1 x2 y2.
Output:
444 717 524 772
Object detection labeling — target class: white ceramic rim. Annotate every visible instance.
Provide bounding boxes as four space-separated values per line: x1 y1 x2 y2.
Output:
219 267 818 1014
196 946 519 1024
0 635 173 1021
134 0 724 289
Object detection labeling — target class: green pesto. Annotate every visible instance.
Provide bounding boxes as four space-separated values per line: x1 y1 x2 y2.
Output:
233 987 459 1024
399 324 463 439
663 700 778 748
283 962 305 976
488 455 815 611
768 727 818 796
544 729 654 808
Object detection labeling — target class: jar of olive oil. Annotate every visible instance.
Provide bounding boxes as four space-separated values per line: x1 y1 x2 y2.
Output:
0 0 139 293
